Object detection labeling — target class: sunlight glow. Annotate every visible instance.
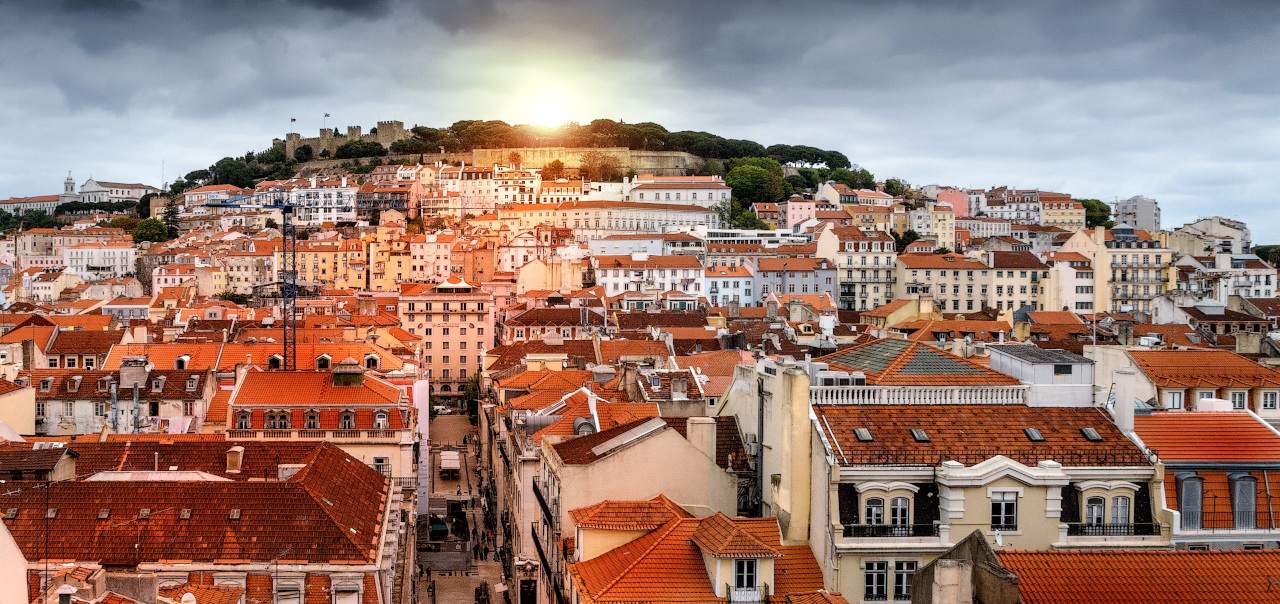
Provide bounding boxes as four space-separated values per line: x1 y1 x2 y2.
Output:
508 85 578 128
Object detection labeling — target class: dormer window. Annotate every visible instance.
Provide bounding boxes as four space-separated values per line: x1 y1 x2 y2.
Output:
734 559 757 589
186 377 198 392
40 379 52 393
174 355 189 370
316 355 331 370
151 379 164 393
650 375 661 389
269 355 283 370
364 355 378 370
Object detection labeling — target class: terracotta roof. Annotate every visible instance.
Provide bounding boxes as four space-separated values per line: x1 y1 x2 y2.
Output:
505 307 605 327
1129 349 1280 389
1026 311 1083 325
231 371 404 407
1180 306 1267 324
0 443 386 565
756 257 831 272
691 512 781 558
613 311 708 330
593 254 704 269
1133 411 1280 462
859 299 912 318
569 515 826 604
158 583 245 604
896 253 988 269
1245 298 1280 317
997 549 1280 604
989 251 1049 269
674 350 753 376
46 329 125 355
814 338 1020 386
814 404 1148 466
568 494 693 530
102 343 225 371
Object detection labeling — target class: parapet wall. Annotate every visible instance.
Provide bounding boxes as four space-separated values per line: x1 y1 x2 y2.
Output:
472 147 701 175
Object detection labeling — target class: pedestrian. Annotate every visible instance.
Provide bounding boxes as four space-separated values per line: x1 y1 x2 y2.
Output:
457 486 462 496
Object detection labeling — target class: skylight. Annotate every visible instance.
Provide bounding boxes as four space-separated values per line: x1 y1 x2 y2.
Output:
910 429 930 442
1024 428 1045 442
854 428 874 442
1080 427 1103 442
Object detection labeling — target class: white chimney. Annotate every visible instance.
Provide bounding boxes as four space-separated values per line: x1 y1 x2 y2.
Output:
226 446 244 473
1197 397 1235 412
687 417 716 462
1113 368 1135 434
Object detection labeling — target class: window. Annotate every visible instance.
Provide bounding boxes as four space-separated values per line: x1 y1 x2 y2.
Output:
864 561 888 601
1265 391 1279 410
1111 495 1130 525
374 412 388 429
305 412 320 429
183 400 194 416
1231 391 1248 410
1085 497 1105 526
1053 364 1072 375
734 559 757 589
317 356 331 370
865 498 884 525
63 402 74 417
991 492 1017 530
236 412 251 430
1233 474 1258 529
340 412 355 430
889 497 910 527
1165 391 1184 410
1179 475 1203 529
893 561 917 601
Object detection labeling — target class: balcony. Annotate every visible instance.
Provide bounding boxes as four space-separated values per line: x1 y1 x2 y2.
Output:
843 523 938 538
1182 511 1276 532
1066 522 1161 536
810 384 1028 406
226 428 408 442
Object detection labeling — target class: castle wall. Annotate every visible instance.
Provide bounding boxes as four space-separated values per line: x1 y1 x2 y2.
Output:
280 121 413 158
471 147 702 175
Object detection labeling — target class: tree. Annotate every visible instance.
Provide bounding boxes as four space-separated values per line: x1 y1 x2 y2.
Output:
162 200 180 238
319 149 331 158
697 158 725 177
826 167 876 190
463 372 482 425
132 218 169 243
265 218 278 229
217 291 251 305
1079 199 1115 229
892 229 921 252
507 151 523 167
293 145 314 163
212 157 255 188
884 178 910 197
578 150 623 182
725 165 777 206
933 246 953 255
541 159 566 180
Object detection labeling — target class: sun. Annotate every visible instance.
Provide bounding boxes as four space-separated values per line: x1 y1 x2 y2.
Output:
510 86 577 128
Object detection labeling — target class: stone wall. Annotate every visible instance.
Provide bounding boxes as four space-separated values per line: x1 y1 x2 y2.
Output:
472 147 702 175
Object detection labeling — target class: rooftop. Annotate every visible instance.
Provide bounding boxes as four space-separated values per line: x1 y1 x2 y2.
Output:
1133 411 1280 463
814 338 1021 386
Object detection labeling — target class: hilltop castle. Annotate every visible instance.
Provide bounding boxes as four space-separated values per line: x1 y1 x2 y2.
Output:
275 120 411 158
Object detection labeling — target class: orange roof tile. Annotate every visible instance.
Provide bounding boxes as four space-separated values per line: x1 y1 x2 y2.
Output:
691 512 781 558
1133 411 1280 462
568 494 693 530
1129 349 1280 389
997 549 1280 604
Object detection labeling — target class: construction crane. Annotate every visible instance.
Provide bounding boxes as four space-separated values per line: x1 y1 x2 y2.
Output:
206 191 303 369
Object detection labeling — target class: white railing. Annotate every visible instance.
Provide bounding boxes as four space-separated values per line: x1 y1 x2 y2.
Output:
809 385 1028 405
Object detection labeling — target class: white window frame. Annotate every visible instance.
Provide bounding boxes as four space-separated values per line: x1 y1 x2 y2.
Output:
1165 391 1184 410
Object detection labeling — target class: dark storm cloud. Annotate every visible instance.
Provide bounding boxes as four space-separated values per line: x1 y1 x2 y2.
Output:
2 0 1278 237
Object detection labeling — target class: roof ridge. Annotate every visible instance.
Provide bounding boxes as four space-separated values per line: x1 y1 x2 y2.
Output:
294 444 385 559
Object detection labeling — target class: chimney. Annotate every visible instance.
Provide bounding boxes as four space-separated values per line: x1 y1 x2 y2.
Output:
226 446 245 473
729 301 740 318
1113 368 1135 434
686 417 717 462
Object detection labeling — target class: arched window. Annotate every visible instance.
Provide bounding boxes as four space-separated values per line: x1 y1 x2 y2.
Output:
235 412 251 430
864 498 884 525
1179 475 1204 530
1111 496 1131 525
374 412 388 429
1232 474 1258 529
441 385 452 392
340 412 355 430
1085 497 1105 528
305 411 320 430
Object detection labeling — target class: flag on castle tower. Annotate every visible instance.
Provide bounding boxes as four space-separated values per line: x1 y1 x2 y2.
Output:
290 118 297 122
325 113 330 118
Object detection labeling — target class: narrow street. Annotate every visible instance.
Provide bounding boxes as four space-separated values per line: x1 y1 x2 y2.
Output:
419 412 506 604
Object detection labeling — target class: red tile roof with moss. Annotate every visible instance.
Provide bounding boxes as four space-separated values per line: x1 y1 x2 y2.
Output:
813 337 1020 386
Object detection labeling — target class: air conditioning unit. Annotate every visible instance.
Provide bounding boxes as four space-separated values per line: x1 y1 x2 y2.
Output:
744 433 760 457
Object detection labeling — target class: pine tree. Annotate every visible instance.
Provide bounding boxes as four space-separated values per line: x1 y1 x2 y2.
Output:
162 199 180 239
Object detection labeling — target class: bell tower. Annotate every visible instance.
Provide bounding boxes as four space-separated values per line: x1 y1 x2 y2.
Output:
64 171 75 195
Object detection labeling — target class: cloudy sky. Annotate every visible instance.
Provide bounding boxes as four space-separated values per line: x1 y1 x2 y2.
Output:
2 0 1278 239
